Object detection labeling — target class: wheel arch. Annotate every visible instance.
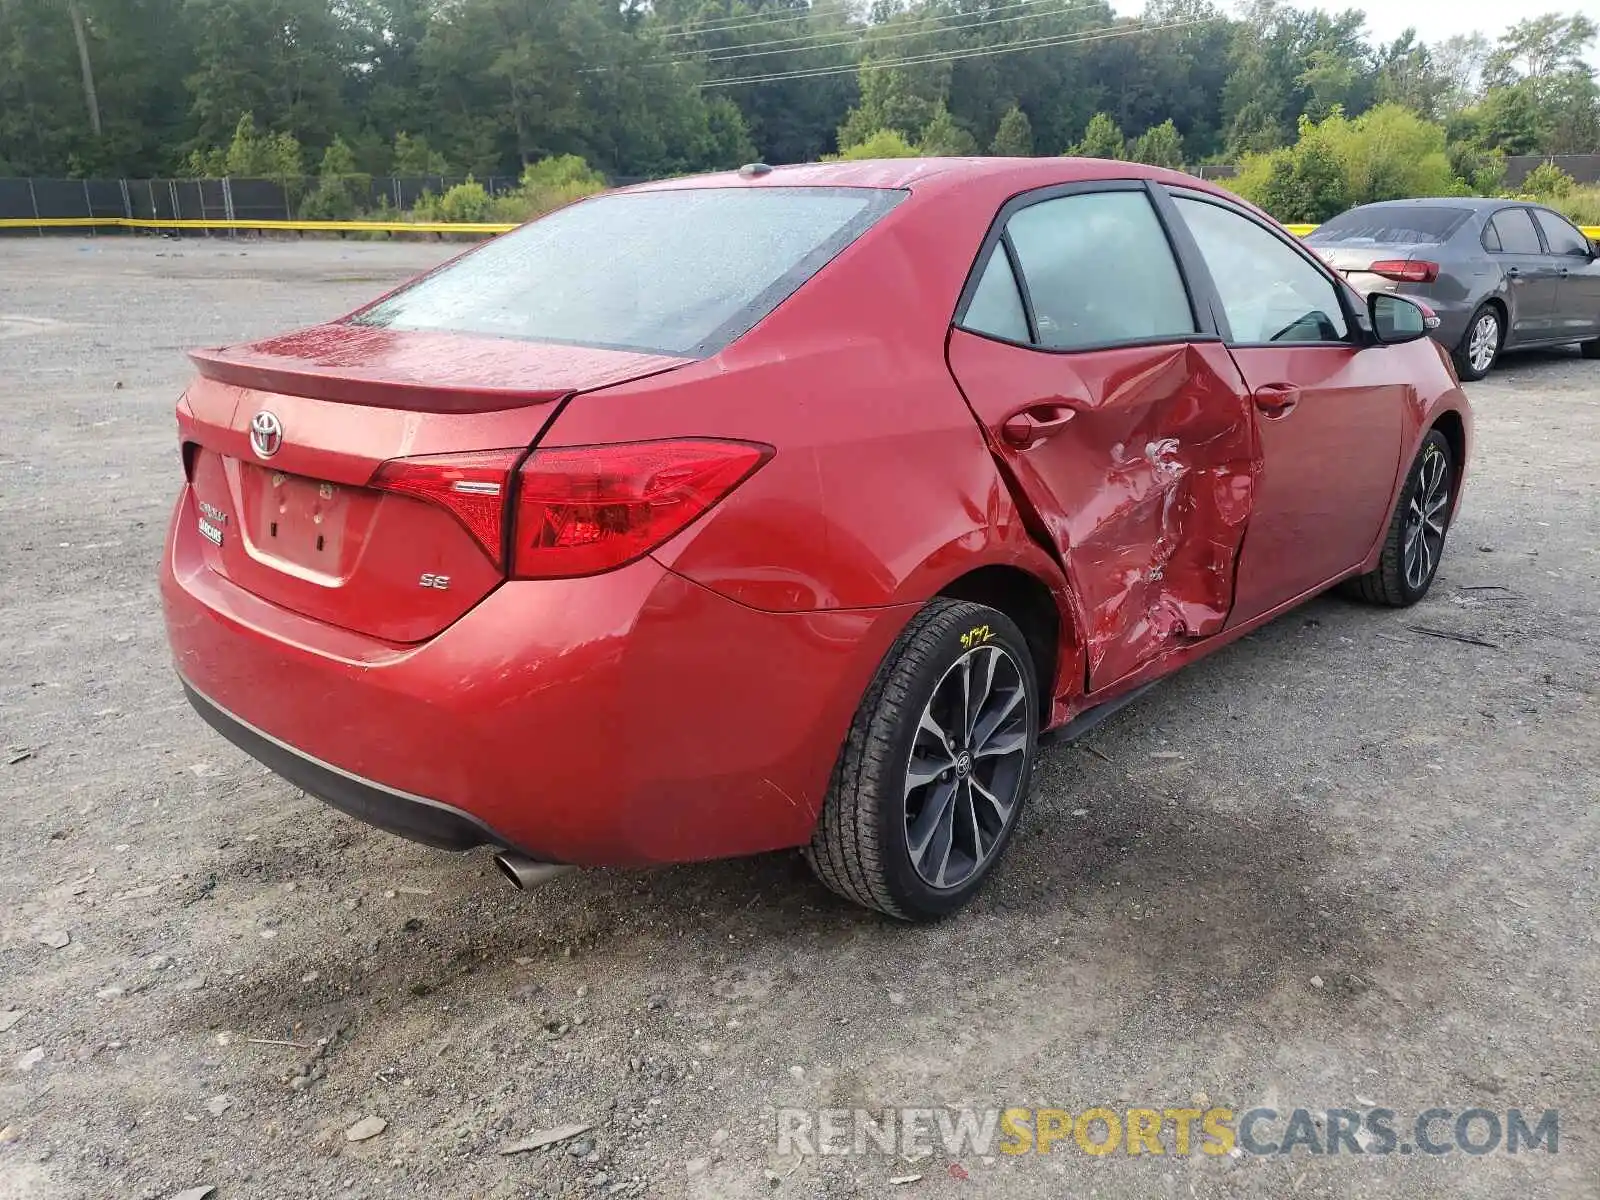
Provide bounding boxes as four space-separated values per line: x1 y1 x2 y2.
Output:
936 563 1075 725
1478 294 1508 347
1429 406 1469 512
1431 408 1466 472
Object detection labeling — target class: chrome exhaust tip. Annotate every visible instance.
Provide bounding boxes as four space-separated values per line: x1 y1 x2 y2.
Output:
493 852 573 890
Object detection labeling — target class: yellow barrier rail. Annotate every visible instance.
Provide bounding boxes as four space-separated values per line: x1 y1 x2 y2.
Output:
1 215 1596 238
0 216 518 234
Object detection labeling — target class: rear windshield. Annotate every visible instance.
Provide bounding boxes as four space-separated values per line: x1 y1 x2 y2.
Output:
1307 206 1471 245
353 186 904 357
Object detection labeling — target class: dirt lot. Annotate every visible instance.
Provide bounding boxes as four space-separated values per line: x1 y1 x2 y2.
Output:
1 238 1596 1200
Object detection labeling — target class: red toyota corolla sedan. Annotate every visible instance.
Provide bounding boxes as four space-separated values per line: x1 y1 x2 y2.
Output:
163 158 1471 920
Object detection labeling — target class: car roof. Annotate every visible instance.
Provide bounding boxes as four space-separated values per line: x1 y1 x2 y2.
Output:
1337 197 1535 213
623 156 1213 198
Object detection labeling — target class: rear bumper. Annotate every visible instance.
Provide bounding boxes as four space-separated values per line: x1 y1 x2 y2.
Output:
1343 278 1473 350
182 680 508 852
162 486 914 866
1425 303 1474 351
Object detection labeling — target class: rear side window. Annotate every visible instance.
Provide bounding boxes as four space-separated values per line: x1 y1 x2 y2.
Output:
1488 209 1542 255
354 187 905 357
1308 206 1470 244
1534 209 1589 256
962 250 1031 343
994 191 1196 350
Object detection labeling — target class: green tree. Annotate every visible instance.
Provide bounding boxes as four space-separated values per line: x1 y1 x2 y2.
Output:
182 112 302 178
1432 33 1490 115
839 55 950 150
184 0 349 152
989 105 1033 156
1479 14 1599 155
489 154 606 222
1297 48 1362 122
300 133 366 218
1375 31 1447 119
919 104 977 156
2 0 1597 196
1543 70 1600 155
698 95 759 169
1235 104 1458 222
1447 141 1506 194
826 128 919 160
1071 112 1126 159
1226 99 1286 156
1474 85 1547 156
1523 161 1575 199
392 131 449 176
1129 119 1184 168
1485 14 1598 89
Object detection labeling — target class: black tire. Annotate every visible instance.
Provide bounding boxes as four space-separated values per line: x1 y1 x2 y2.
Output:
805 599 1038 921
1453 303 1502 381
1340 430 1455 608
1580 337 1600 360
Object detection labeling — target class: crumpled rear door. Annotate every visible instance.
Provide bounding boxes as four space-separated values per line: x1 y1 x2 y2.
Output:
947 330 1260 690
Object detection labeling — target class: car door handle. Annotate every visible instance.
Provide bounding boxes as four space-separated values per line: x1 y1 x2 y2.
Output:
1252 383 1300 416
1001 401 1084 448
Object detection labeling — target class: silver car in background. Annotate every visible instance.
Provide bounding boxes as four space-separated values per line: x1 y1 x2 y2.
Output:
1306 197 1600 380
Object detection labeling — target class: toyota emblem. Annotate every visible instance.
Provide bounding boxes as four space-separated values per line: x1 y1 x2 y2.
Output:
249 411 283 459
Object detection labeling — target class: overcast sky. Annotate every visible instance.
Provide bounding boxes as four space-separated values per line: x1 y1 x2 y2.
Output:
1112 0 1600 61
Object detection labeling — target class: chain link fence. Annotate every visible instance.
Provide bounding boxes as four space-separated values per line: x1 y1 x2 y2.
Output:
0 176 525 228
4 157 1598 232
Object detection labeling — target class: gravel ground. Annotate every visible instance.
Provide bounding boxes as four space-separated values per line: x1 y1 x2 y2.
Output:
1 238 1596 1200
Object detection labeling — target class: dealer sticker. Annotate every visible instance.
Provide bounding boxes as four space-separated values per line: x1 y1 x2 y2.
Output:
198 517 224 547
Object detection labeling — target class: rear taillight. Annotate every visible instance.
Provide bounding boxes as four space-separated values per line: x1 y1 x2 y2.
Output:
370 439 770 577
1369 259 1440 283
1413 300 1442 330
512 439 771 578
371 449 523 566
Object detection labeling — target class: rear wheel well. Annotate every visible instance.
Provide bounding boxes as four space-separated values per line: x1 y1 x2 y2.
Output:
938 566 1063 722
1431 409 1466 486
1481 298 1507 342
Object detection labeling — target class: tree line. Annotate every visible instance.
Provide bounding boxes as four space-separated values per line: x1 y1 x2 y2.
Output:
0 0 1595 192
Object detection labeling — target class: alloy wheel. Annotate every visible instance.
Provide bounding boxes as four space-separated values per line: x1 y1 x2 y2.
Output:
1468 312 1499 374
903 643 1030 890
1403 443 1451 591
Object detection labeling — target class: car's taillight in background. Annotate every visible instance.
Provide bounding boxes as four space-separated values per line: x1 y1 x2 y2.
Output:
371 449 523 567
512 440 771 578
370 439 770 578
1369 259 1440 283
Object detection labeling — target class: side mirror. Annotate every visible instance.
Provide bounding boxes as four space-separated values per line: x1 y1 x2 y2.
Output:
1369 293 1435 345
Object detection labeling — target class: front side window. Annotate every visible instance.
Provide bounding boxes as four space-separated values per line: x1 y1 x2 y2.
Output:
997 191 1196 350
1534 209 1590 257
1489 208 1542 255
354 186 904 357
1174 195 1348 344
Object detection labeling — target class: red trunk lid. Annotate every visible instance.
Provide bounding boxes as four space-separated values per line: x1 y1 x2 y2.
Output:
178 323 689 643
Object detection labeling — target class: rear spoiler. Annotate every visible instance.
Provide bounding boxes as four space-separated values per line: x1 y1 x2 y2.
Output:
188 323 690 414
